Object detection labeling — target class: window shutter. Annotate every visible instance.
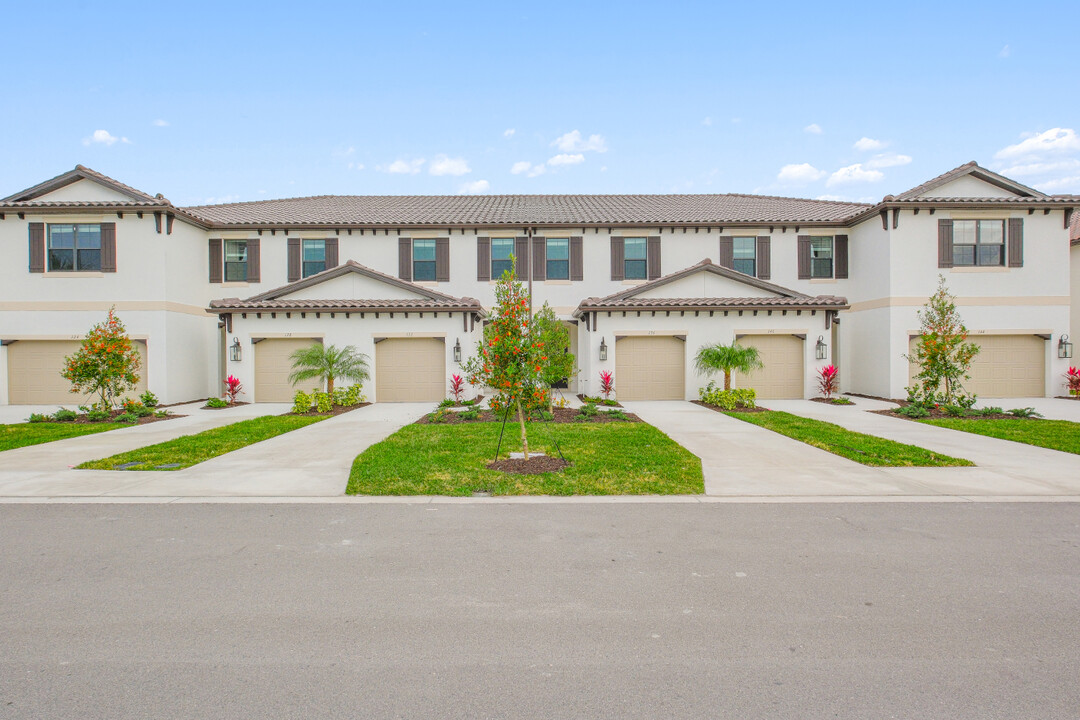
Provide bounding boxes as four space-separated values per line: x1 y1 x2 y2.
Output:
287 237 301 282
647 236 661 279
28 222 45 273
570 236 583 281
1008 218 1023 268
246 237 261 283
100 222 117 272
797 235 811 279
532 237 546 281
477 237 490 281
834 234 849 279
717 236 734 269
610 237 625 281
209 238 222 283
398 237 412 280
938 219 953 268
325 237 339 269
515 236 529 280
756 236 771 279
435 237 450 282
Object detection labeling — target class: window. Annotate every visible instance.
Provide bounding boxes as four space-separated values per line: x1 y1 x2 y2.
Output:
624 237 647 280
546 238 569 280
48 224 101 271
224 240 248 282
491 238 514 279
413 239 436 281
733 237 756 276
302 239 326 278
810 236 833 278
952 219 1004 267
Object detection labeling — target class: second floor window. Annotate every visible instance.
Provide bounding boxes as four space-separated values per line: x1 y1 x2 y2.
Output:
953 219 1004 266
48 223 101 271
810 237 833 278
224 240 248 282
491 238 514 279
624 237 647 280
733 237 756 276
302 239 326 278
547 238 569 280
413 239 436 281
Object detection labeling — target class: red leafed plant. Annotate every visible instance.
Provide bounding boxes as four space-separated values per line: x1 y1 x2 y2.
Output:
1066 367 1080 397
223 375 243 404
599 370 615 399
450 374 465 402
818 364 839 399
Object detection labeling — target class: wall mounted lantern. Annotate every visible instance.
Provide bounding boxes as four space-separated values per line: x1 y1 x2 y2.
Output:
453 338 462 364
599 337 608 361
815 335 828 361
230 336 242 362
1059 334 1074 360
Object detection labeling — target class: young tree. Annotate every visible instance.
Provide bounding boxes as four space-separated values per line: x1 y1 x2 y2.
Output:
532 302 575 411
693 342 764 390
62 308 142 410
288 343 369 395
904 275 980 406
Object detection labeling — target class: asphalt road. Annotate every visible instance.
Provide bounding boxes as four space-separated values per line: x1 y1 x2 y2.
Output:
2 502 1078 719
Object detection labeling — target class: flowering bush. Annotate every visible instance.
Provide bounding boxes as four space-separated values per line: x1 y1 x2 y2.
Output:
818 364 839 399
599 370 615 399
1066 367 1080 397
449 374 465 403
61 308 141 410
223 375 243 404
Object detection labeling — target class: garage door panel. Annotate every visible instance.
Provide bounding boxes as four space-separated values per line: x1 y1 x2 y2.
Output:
737 335 804 400
908 335 1044 399
255 338 320 403
615 336 685 401
7 340 147 406
375 338 445 402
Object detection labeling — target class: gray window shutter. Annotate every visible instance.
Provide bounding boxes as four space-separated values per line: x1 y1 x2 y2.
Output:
100 222 116 272
246 237 261 283
398 237 412 280
834 234 849 279
717 236 734 269
938 219 953 268
477 237 490 281
1008 218 1023 267
647 236 661 279
610 237 625 281
28 222 45 273
325 237 339 269
756 236 770 279
532 237 546 281
515 236 529 280
570 236 583 281
287 237 301 282
209 238 222 283
435 237 450 282
797 235 811 279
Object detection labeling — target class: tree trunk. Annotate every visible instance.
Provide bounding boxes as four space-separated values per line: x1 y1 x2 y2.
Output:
723 371 732 391
327 375 335 396
516 398 529 460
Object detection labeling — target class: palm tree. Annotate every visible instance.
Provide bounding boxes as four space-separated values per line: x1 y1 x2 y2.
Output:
288 343 369 395
694 342 764 390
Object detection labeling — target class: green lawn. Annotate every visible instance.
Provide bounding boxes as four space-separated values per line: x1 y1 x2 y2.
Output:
347 421 704 495
920 417 1080 455
725 411 972 467
1 422 128 453
77 415 326 471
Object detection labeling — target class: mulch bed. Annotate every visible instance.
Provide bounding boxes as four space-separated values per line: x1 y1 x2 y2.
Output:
56 411 183 426
415 407 641 425
810 397 857 406
290 403 371 418
844 392 908 405
871 408 1018 421
486 455 571 475
577 394 623 408
443 395 485 407
691 400 769 414
1055 396 1080 401
202 401 250 410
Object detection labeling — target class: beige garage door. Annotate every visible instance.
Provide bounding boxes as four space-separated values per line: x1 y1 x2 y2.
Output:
908 334 1045 398
738 334 804 399
615 335 685 401
7 339 147 405
255 338 321 402
375 337 445 402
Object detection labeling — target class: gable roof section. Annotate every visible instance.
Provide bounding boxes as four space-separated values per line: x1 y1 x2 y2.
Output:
890 161 1049 201
1 165 167 205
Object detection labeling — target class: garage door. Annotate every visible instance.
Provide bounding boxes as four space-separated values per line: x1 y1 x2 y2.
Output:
7 339 147 405
255 338 321 402
908 334 1044 398
738 334 804 399
375 337 445 402
615 335 685 401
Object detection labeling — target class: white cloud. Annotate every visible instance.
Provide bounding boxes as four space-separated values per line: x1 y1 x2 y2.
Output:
854 137 887 152
382 158 425 174
866 152 912 169
548 153 585 166
203 194 241 204
999 159 1080 177
503 128 515 138
510 161 533 175
999 44 1011 58
777 163 827 183
152 119 169 127
428 155 471 176
83 129 130 146
815 194 846 201
804 123 823 135
527 164 546 177
459 179 490 194
551 130 607 153
1036 175 1080 192
702 117 713 126
994 128 1080 161
827 163 884 186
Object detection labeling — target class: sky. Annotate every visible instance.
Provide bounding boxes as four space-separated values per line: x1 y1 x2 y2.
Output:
1 0 1078 207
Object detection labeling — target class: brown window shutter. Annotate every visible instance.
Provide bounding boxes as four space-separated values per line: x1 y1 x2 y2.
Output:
209 238 222 283
834 234 849 279
717 236 734 269
28 222 45 273
325 237 339 269
287 237 301 282
938 219 953 268
610 237 625 281
398 237 412 280
100 222 117 272
797 235 812 279
515 236 529 280
477 237 490 281
756 236 771 279
1007 218 1023 267
570 236 583 281
246 237 261 283
647 236 661 279
532 237 546 281
435 237 450 282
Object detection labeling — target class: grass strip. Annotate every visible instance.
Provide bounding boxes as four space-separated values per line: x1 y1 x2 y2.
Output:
1 422 128 453
920 417 1080 455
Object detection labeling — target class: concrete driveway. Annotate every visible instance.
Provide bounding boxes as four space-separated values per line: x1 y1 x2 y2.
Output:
973 396 1080 421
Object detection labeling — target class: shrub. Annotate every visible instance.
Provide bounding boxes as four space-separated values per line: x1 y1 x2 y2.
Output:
1007 407 1043 419
223 375 243 404
52 408 78 422
976 406 1004 416
115 412 139 424
577 402 599 419
86 409 111 422
438 398 456 408
459 409 481 421
449 374 465 403
292 390 313 414
27 413 49 423
896 404 930 418
206 397 229 408
604 409 629 421
342 384 366 406
818 364 839 399
428 407 451 424
153 409 170 418
698 383 757 410
122 399 153 418
314 391 333 414
461 399 476 407
139 391 159 408
599 371 615 399
1066 367 1080 397
830 397 854 406
942 404 967 417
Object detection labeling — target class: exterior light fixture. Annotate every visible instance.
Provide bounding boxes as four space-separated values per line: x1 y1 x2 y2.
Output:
229 336 242 362
1059 334 1074 359
816 335 828 361
599 337 608 361
453 338 462 364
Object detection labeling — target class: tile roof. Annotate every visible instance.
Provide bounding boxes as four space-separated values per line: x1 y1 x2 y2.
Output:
889 161 1048 201
1 165 169 205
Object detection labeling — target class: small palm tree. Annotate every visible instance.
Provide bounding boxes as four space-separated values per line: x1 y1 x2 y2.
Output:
694 342 764 390
288 343 369 395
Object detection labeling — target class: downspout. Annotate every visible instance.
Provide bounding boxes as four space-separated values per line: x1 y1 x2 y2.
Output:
526 226 534 319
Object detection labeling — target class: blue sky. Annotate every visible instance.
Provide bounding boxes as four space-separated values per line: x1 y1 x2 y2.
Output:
2 0 1078 206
